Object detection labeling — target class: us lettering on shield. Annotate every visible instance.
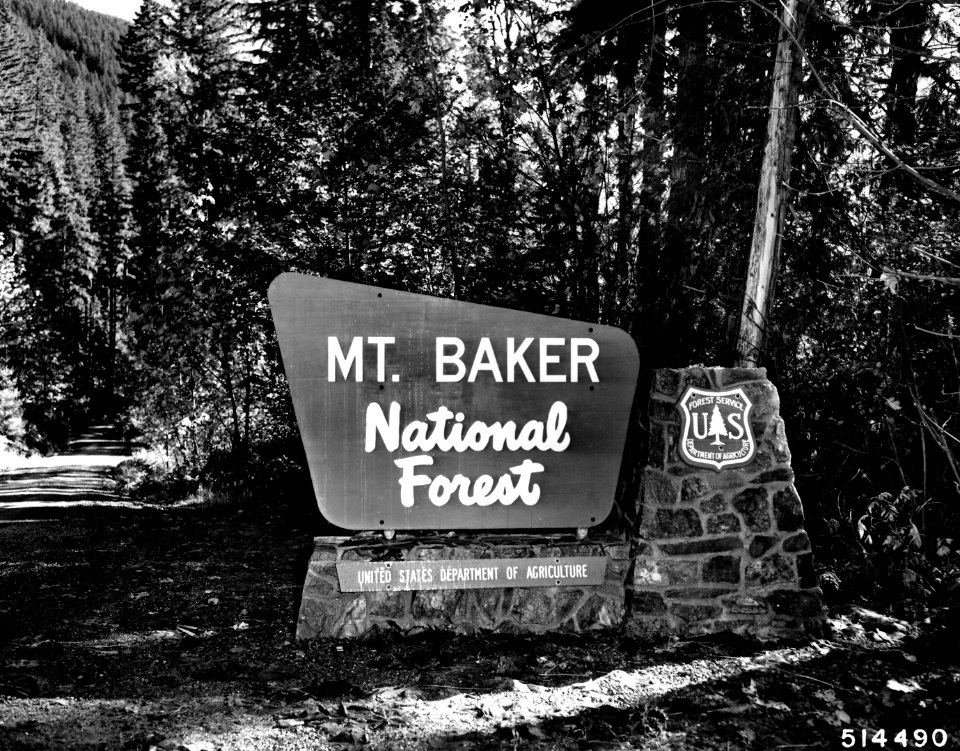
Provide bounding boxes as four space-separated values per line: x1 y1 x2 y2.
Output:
677 387 756 471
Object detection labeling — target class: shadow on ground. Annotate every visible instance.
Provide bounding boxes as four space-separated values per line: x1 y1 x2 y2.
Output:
0 494 958 750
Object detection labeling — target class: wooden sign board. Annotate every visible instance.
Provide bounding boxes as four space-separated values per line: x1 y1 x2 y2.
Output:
336 557 607 592
268 273 639 531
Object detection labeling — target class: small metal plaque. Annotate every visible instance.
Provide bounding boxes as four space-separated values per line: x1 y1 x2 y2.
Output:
336 556 606 592
677 386 756 471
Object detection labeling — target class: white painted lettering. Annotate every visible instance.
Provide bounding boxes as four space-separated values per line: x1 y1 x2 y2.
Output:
392 457 545 508
328 336 363 382
436 337 466 382
467 337 503 382
365 401 400 452
367 336 395 382
570 338 600 383
365 401 570 454
726 412 745 439
394 455 433 507
539 337 565 382
506 337 535 382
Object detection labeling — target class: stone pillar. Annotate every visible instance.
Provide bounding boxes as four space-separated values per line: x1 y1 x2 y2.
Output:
627 367 825 636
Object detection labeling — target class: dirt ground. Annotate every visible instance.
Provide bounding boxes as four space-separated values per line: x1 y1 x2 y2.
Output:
1 456 959 750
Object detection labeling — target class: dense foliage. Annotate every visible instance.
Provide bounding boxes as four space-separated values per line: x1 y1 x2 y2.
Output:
1 0 958 613
0 0 128 446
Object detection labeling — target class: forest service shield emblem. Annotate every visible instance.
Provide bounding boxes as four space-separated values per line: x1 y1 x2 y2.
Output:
677 387 756 471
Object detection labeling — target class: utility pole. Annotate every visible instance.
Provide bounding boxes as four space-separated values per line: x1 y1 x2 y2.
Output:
735 0 808 366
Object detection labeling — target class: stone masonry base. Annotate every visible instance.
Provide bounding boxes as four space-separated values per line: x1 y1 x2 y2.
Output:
296 367 825 640
297 535 629 639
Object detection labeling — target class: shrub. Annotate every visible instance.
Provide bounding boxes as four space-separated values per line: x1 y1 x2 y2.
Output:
0 366 25 444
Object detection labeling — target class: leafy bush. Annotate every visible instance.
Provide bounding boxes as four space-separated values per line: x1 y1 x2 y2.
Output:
0 365 26 444
817 485 960 618
113 454 198 503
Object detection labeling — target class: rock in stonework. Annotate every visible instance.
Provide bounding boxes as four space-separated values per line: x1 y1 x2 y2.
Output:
774 486 805 531
575 594 625 630
669 603 722 622
368 592 409 619
719 368 766 387
514 590 552 625
648 427 669 468
765 418 792 463
654 559 701 586
649 397 680 423
667 463 702 478
783 532 811 552
732 487 772 532
646 508 704 538
338 546 373 562
707 471 749 491
722 594 769 615
744 450 773 472
741 380 779 420
745 554 795 586
642 468 680 506
701 494 727 514
513 589 580 626
796 552 817 588
303 562 339 596
659 537 743 555
634 558 699 587
665 425 682 464
412 588 461 619
681 476 711 502
664 587 737 600
655 369 682 398
310 540 341 561
680 369 712 393
468 589 502 630
632 591 667 615
702 554 741 584
329 596 368 638
748 535 777 558
706 513 741 534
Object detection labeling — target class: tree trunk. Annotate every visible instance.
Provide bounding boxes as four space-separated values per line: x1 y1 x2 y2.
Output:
631 0 666 350
734 0 809 367
652 0 706 364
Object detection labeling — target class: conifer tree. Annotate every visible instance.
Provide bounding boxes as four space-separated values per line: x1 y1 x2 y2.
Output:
708 405 728 447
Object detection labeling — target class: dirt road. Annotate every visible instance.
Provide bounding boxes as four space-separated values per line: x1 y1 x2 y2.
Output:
0 425 139 523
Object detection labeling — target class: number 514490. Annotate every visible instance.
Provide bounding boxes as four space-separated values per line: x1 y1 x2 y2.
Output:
841 729 948 748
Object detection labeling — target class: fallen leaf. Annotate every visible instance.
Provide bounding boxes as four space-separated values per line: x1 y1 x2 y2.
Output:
886 678 920 693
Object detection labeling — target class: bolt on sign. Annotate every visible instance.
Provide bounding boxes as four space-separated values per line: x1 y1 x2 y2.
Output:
268 273 639 531
677 387 756 471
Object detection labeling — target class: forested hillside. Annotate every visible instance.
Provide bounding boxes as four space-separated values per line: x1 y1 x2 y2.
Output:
1 0 958 612
0 0 128 446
